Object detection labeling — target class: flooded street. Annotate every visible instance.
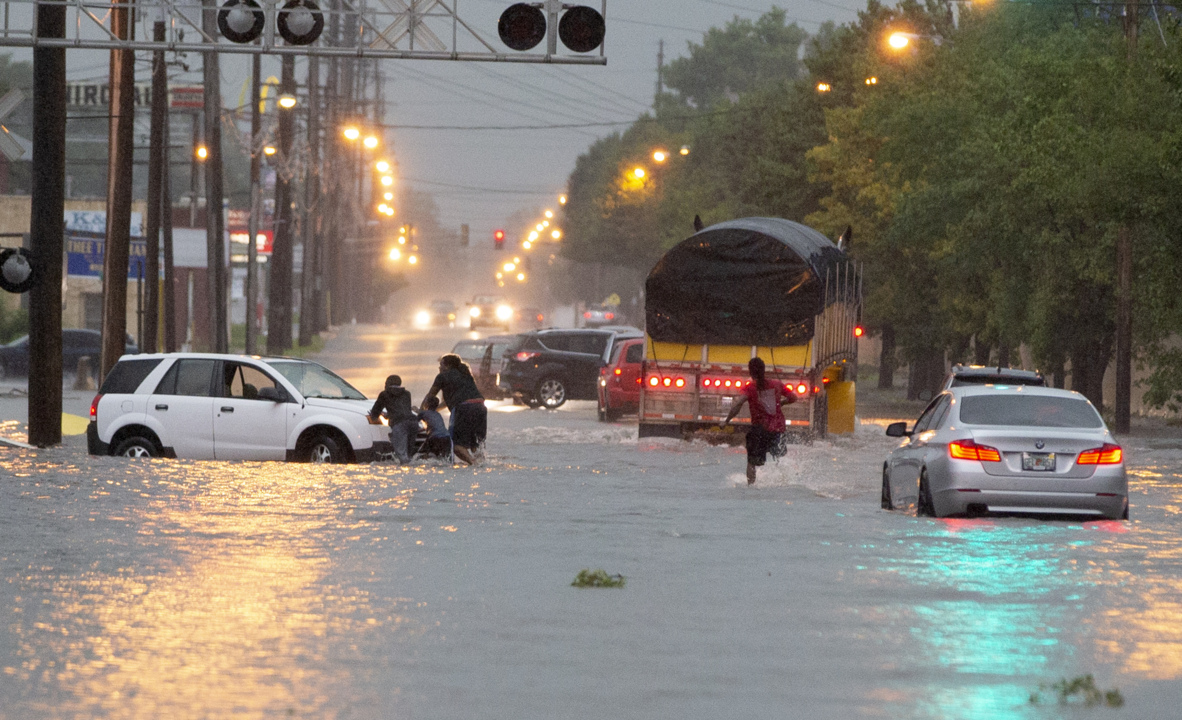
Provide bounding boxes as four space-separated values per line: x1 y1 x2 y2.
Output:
1 325 1181 719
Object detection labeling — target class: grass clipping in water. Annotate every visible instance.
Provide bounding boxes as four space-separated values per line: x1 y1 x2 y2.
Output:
571 569 626 588
1029 675 1124 707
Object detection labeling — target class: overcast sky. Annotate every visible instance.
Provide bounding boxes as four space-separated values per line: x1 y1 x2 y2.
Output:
45 0 862 238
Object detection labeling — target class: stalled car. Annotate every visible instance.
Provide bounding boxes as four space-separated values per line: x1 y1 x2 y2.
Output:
500 328 641 409
87 353 392 463
597 336 645 421
881 385 1127 519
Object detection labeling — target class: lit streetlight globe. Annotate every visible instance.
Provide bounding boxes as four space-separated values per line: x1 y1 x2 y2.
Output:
343 127 360 141
633 167 645 179
375 160 390 172
652 150 667 163
363 136 379 149
544 209 553 218
389 249 401 261
888 32 910 49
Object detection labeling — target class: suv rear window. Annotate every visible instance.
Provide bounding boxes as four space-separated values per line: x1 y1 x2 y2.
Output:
959 395 1102 428
99 358 163 394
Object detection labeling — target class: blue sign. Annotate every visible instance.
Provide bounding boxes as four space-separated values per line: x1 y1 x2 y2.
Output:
64 211 148 279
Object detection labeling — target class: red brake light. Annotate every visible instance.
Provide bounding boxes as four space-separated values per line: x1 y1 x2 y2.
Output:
796 383 808 394
605 312 615 320
649 376 659 387
949 439 1002 462
674 378 685 388
89 394 102 422
662 377 672 387
583 311 591 319
515 351 540 362
1077 444 1122 465
724 380 733 388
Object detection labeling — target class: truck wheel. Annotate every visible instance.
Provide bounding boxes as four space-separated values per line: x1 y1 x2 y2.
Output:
537 378 566 409
114 435 159 458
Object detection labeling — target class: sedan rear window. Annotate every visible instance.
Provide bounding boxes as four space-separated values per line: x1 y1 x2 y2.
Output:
959 395 1103 428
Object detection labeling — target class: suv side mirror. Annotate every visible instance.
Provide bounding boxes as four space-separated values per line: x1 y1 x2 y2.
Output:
257 386 284 402
885 421 911 437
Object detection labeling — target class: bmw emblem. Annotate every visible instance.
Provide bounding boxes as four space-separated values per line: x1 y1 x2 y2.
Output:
1035 440 1045 449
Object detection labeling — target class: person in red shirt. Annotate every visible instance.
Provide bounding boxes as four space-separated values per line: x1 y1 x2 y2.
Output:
723 357 797 485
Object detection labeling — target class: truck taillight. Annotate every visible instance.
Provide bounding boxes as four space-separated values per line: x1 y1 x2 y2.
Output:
796 383 808 394
648 375 687 389
854 325 865 338
90 394 102 422
649 376 659 387
613 368 622 375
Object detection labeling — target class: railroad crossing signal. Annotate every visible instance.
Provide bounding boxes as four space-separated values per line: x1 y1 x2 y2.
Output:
498 2 605 54
0 247 35 294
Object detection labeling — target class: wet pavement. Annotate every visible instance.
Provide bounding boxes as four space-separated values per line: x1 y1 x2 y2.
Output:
0 324 1180 719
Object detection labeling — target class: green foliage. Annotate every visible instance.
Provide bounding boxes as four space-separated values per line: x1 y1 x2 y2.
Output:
1028 674 1124 708
663 8 808 109
0 305 27 344
571 569 626 588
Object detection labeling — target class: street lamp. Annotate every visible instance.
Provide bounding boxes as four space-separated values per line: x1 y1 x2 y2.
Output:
263 145 277 156
343 126 360 141
375 160 390 173
888 31 942 50
195 145 209 160
632 167 646 179
277 93 297 110
816 82 832 93
363 135 379 149
652 150 668 163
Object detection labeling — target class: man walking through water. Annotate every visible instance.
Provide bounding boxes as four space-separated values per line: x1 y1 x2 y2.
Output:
723 357 797 485
422 353 486 465
370 374 418 464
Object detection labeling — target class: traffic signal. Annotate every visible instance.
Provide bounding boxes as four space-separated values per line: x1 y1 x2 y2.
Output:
218 0 323 45
494 229 505 250
498 3 604 53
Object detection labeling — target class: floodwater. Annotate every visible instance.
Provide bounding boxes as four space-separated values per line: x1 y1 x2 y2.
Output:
1 327 1181 719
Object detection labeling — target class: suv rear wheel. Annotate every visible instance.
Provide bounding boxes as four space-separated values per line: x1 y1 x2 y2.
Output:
114 435 159 458
537 378 567 409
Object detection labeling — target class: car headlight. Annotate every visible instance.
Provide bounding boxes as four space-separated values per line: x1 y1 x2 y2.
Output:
495 305 513 321
414 310 431 325
470 307 481 317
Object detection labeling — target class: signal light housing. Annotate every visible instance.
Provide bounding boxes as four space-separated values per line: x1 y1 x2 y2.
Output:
558 5 605 53
498 3 605 53
498 3 546 50
277 0 324 45
218 0 265 43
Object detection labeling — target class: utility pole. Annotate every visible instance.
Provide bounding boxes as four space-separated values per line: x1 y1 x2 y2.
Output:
299 55 321 347
162 105 177 353
203 0 228 352
101 0 135 381
1114 0 1138 434
655 39 664 102
27 0 66 447
267 54 296 354
144 17 167 354
246 53 261 354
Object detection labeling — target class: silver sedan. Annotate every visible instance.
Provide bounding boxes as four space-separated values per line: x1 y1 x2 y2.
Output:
881 385 1128 520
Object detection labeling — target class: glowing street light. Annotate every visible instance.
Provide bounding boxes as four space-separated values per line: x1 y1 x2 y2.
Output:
888 32 910 49
816 82 832 93
263 145 277 156
277 93 297 109
363 135 379 149
378 203 391 214
503 262 516 272
343 127 360 141
551 229 561 240
653 150 667 163
516 272 525 282
380 175 394 186
559 194 567 204
535 223 544 232
398 234 407 245
679 145 690 156
375 160 390 172
528 231 539 241
632 167 646 179
523 241 532 249
408 255 418 265
865 77 878 85
195 145 209 160
544 209 553 219
383 191 394 201
389 248 401 261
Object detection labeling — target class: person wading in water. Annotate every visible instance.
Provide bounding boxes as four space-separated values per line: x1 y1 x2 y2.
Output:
422 353 487 465
723 357 796 485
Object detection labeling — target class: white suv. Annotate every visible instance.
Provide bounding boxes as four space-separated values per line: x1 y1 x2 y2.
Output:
87 353 392 463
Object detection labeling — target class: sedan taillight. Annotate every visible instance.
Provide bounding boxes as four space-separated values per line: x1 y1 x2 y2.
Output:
1077 444 1122 465
949 439 1002 462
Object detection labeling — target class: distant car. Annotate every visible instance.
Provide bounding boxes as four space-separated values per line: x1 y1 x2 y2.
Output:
517 307 545 330
0 328 138 379
415 299 457 328
943 364 1045 390
87 353 392 462
581 304 619 328
499 328 642 409
881 385 1127 519
468 295 513 330
597 336 645 421
451 334 520 399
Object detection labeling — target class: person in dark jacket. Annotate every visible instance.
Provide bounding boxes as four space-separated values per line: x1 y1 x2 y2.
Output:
422 353 486 465
370 374 418 463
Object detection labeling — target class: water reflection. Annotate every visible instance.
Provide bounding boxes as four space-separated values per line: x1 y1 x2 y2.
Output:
0 458 433 717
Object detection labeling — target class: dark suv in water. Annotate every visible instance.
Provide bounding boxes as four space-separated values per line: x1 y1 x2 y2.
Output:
499 328 642 408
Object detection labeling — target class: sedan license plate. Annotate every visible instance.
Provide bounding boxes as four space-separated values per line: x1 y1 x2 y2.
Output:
1022 452 1056 471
